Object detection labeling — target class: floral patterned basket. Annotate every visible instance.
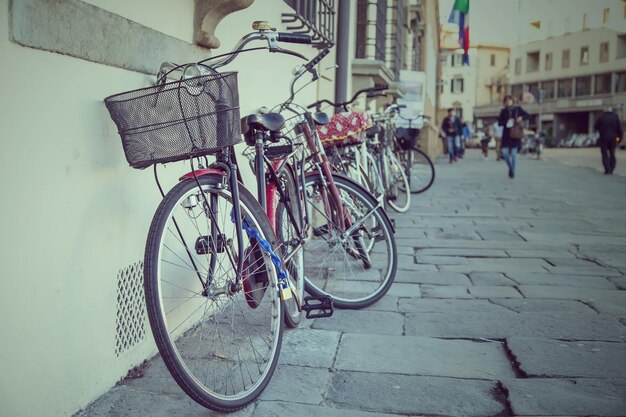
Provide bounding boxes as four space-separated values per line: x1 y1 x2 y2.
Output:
316 111 372 149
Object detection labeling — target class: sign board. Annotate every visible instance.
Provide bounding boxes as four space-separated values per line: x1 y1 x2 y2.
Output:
396 70 426 128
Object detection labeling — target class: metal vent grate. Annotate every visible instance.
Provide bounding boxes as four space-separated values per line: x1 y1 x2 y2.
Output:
115 261 146 357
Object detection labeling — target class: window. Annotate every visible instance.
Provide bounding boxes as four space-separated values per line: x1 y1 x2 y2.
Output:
455 107 463 120
557 79 573 97
541 80 555 99
600 42 609 62
580 46 589 65
562 49 570 68
575 76 591 96
511 84 523 101
618 35 626 59
527 82 539 101
526 51 540 72
545 52 553 70
595 73 611 94
451 77 464 93
616 72 626 92
515 58 522 75
603 7 609 24
490 54 496 66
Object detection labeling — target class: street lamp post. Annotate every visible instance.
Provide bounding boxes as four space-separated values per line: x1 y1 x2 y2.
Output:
538 88 544 134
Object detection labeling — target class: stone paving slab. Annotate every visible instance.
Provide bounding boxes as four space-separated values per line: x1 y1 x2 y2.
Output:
506 249 576 258
420 285 473 298
607 276 626 290
503 378 626 416
252 401 406 417
259 365 330 405
469 272 518 286
415 248 509 257
328 371 506 417
506 272 617 289
439 258 552 273
490 298 596 313
279 329 340 368
76 386 251 417
469 285 523 298
399 298 510 314
394 270 470 285
335 334 516 379
588 298 626 319
311 310 404 335
518 285 626 302
507 337 626 378
405 311 626 341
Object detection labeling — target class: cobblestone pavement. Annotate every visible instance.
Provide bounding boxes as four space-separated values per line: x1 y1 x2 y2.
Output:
76 150 626 417
542 147 626 177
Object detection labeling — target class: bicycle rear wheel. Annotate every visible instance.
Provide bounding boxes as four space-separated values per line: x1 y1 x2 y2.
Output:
385 151 411 213
303 173 397 309
403 147 435 194
144 175 283 412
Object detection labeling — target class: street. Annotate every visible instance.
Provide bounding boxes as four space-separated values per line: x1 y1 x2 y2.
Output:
76 150 626 417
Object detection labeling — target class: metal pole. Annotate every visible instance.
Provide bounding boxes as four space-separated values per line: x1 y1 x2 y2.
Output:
334 0 350 114
538 88 543 134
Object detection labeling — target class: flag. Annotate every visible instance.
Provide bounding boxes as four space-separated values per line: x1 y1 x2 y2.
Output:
448 0 470 65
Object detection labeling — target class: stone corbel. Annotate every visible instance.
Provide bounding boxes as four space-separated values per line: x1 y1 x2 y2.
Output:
194 0 255 49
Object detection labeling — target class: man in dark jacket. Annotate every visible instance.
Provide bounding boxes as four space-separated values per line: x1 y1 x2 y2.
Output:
498 95 529 178
594 109 624 175
442 108 462 163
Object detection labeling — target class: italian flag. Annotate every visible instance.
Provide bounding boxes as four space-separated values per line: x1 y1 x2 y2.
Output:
448 0 470 65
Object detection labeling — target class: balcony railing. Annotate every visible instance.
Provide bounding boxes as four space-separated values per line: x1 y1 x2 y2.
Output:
282 0 335 48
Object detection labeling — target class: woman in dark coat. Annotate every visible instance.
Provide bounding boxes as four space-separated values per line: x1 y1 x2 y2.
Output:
498 95 530 178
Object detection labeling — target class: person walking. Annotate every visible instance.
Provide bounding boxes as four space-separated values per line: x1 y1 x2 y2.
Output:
442 108 462 163
498 95 529 178
491 121 503 160
594 108 623 175
480 127 491 160
460 119 471 158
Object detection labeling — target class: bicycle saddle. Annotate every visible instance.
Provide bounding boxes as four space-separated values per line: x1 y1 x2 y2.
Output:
312 111 331 125
241 112 285 136
365 124 382 138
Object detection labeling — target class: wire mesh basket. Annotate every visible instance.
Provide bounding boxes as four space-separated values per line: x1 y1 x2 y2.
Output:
104 72 241 169
394 127 421 150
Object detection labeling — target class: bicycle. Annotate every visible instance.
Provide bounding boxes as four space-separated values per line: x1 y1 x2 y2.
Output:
103 22 396 412
390 107 436 194
308 90 412 213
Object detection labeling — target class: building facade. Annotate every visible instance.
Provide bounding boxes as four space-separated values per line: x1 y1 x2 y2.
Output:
474 0 626 143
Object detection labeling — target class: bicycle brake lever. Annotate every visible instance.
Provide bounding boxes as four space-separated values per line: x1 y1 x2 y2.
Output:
269 47 307 61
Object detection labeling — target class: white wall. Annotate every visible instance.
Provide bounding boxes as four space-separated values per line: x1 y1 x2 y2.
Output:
0 1 323 416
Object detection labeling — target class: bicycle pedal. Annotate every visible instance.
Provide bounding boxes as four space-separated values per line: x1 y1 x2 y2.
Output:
371 225 386 241
302 295 334 319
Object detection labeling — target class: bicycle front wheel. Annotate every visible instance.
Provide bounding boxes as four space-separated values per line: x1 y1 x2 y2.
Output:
275 165 304 328
144 175 283 412
401 147 435 194
303 173 397 309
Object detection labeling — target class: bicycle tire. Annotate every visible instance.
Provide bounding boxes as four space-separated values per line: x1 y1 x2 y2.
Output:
385 151 411 213
404 147 435 194
275 165 304 328
303 172 397 309
144 175 283 412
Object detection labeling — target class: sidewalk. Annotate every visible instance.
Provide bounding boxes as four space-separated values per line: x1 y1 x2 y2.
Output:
76 150 626 417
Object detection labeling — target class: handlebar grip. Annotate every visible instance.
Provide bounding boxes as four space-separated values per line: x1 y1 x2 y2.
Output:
372 84 389 92
398 104 407 109
277 33 312 44
305 48 331 70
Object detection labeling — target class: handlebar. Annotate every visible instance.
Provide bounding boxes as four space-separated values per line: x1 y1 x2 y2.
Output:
277 32 312 44
307 84 389 111
157 23 317 84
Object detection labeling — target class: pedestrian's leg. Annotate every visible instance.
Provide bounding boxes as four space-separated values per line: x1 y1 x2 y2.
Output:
446 136 454 162
600 140 610 174
609 140 617 173
501 147 512 175
495 139 502 160
510 146 518 177
454 135 460 161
